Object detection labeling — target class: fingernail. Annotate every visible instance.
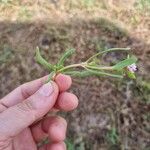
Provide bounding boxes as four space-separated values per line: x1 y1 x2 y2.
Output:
39 82 54 97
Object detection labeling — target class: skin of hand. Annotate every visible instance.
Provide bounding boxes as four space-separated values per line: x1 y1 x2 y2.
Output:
0 74 78 150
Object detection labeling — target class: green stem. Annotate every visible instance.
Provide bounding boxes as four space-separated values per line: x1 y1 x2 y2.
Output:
64 70 93 77
57 63 85 73
58 62 114 74
87 65 113 71
86 48 130 63
45 71 56 83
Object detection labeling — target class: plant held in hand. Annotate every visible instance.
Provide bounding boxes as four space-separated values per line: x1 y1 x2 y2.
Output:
35 47 137 81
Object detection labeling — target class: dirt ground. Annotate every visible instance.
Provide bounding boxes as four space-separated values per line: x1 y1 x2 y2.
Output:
0 1 150 150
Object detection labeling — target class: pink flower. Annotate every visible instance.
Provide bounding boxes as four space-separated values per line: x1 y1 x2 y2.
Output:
127 63 137 73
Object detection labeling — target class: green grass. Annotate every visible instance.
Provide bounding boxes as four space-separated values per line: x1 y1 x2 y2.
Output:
0 45 13 64
106 127 119 145
66 139 75 150
66 0 108 10
18 6 32 21
66 139 86 150
82 0 95 7
0 0 12 4
135 0 150 10
134 79 150 104
144 112 150 122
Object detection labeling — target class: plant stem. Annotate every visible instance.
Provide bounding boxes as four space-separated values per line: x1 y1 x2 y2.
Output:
64 70 93 77
57 63 86 73
58 62 114 73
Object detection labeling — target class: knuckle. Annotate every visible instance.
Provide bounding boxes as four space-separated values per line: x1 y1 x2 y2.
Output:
16 100 36 121
0 138 12 150
17 100 33 112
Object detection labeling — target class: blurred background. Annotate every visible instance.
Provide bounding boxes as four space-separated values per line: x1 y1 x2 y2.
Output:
0 0 149 149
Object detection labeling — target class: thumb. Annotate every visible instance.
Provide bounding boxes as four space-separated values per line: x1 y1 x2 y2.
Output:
0 82 59 139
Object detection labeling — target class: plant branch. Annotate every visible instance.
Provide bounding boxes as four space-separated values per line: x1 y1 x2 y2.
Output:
57 63 86 73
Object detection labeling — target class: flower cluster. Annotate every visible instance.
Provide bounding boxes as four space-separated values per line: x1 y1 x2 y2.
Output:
127 63 137 73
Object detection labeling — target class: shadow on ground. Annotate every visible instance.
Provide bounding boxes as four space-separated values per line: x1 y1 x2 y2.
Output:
0 18 149 150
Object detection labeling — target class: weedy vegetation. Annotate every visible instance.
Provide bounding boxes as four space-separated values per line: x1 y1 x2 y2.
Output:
135 80 150 104
18 6 32 21
0 0 11 4
0 45 12 64
135 0 150 10
65 139 75 150
106 127 119 146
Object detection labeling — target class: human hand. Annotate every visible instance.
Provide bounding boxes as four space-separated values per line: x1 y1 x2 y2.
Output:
0 74 78 150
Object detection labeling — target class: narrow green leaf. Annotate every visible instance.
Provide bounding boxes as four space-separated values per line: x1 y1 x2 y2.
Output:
64 70 92 77
113 56 137 70
87 69 123 78
35 47 54 71
57 48 75 66
65 69 123 78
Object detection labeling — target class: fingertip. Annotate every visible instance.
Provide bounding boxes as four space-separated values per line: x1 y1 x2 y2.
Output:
39 142 66 150
56 92 79 111
48 123 66 142
31 122 47 143
47 142 66 150
42 116 67 142
55 74 72 92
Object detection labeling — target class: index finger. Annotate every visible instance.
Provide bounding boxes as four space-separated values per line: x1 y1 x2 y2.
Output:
0 74 72 111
